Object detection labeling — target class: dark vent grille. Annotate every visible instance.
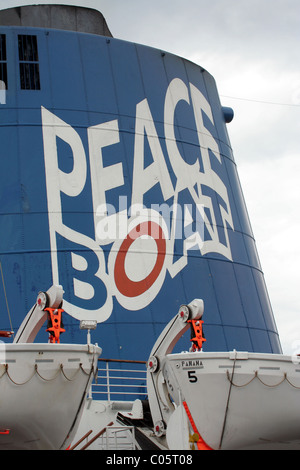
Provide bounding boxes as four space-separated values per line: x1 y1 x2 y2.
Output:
0 34 7 89
18 35 40 90
19 63 40 90
0 34 7 61
18 35 38 62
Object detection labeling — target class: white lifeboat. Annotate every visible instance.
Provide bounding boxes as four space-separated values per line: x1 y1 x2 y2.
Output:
147 300 300 450
0 285 101 450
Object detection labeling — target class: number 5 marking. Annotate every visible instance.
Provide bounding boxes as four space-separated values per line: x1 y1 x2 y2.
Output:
188 370 198 383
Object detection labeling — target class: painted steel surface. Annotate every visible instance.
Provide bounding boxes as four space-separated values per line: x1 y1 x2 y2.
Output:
164 351 300 450
0 26 281 359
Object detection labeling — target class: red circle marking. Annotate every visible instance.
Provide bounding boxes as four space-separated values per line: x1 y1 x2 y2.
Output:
114 221 166 298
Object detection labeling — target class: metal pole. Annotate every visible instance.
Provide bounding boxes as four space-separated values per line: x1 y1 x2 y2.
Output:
80 422 114 450
68 430 93 450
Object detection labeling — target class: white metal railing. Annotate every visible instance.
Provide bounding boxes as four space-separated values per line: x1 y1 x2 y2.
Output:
91 358 148 403
99 425 136 450
70 422 137 450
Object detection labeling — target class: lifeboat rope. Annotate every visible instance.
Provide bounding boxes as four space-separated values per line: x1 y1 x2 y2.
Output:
226 370 300 389
0 362 96 386
4 363 37 385
60 363 89 381
219 352 238 449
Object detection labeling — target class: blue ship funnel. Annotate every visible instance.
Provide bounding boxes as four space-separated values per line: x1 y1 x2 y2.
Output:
0 5 281 359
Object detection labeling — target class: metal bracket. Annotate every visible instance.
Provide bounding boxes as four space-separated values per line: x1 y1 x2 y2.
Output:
13 285 64 343
146 299 204 438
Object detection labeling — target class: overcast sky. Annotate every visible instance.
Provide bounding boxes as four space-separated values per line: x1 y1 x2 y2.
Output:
0 0 299 354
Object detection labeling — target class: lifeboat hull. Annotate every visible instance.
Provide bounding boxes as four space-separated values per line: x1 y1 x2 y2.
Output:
0 343 100 450
163 351 300 450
